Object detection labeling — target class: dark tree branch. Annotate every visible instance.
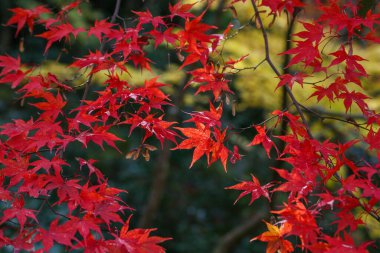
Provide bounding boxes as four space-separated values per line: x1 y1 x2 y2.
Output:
137 147 171 228
212 211 266 253
300 105 369 131
250 0 313 139
213 5 301 252
138 74 190 228
250 0 380 224
81 0 122 103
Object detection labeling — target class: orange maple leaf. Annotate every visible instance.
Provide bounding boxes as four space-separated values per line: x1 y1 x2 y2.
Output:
251 221 294 253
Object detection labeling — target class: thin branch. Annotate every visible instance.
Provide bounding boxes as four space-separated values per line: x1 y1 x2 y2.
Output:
232 103 294 133
332 174 380 222
250 0 379 224
212 211 266 253
250 0 313 139
299 105 370 131
230 58 266 73
81 0 122 103
303 73 338 85
37 197 70 220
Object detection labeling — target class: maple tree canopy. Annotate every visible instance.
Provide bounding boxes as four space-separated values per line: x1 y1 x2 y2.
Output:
0 0 379 252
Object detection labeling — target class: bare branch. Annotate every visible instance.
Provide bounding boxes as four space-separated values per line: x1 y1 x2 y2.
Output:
81 0 122 103
250 0 313 138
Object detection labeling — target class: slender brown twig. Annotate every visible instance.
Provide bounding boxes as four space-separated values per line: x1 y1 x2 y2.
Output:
250 0 379 224
250 0 313 138
81 0 122 103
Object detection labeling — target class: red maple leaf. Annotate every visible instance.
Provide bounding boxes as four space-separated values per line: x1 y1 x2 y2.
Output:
188 63 233 100
173 122 212 168
36 23 84 53
185 102 223 128
122 113 178 147
0 55 21 76
251 221 294 253
309 77 348 103
0 69 30 89
6 6 51 36
276 73 307 90
248 125 278 158
88 19 115 41
29 91 67 121
110 216 171 253
225 175 273 205
337 90 369 113
76 125 123 151
133 10 165 29
0 195 38 231
169 2 195 20
149 27 178 48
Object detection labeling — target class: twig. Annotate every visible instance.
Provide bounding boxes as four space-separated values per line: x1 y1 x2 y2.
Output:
299 105 369 131
250 0 314 139
230 58 266 73
212 211 266 253
332 173 380 222
81 0 122 103
37 197 70 220
250 0 379 224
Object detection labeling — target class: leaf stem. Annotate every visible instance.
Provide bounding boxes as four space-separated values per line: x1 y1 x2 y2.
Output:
250 0 313 138
81 0 122 103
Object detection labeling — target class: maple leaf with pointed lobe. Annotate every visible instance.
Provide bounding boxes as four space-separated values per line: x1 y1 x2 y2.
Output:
365 128 380 150
322 233 371 253
122 114 178 147
178 12 217 55
66 215 103 246
0 55 21 76
0 69 30 89
226 175 273 205
0 196 38 231
281 40 322 68
169 2 195 20
133 10 165 29
277 73 307 90
173 122 212 168
248 125 278 158
59 0 81 14
272 201 319 243
209 128 229 171
43 219 76 247
185 102 222 128
251 221 294 253
337 90 369 113
329 46 367 80
333 211 364 235
6 6 51 36
273 168 315 199
88 19 115 41
262 0 304 15
110 216 171 253
71 50 127 74
294 21 324 44
188 63 233 100
149 27 178 48
76 125 123 151
230 145 242 164
29 91 66 121
36 23 84 53
77 158 105 183
309 77 348 102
